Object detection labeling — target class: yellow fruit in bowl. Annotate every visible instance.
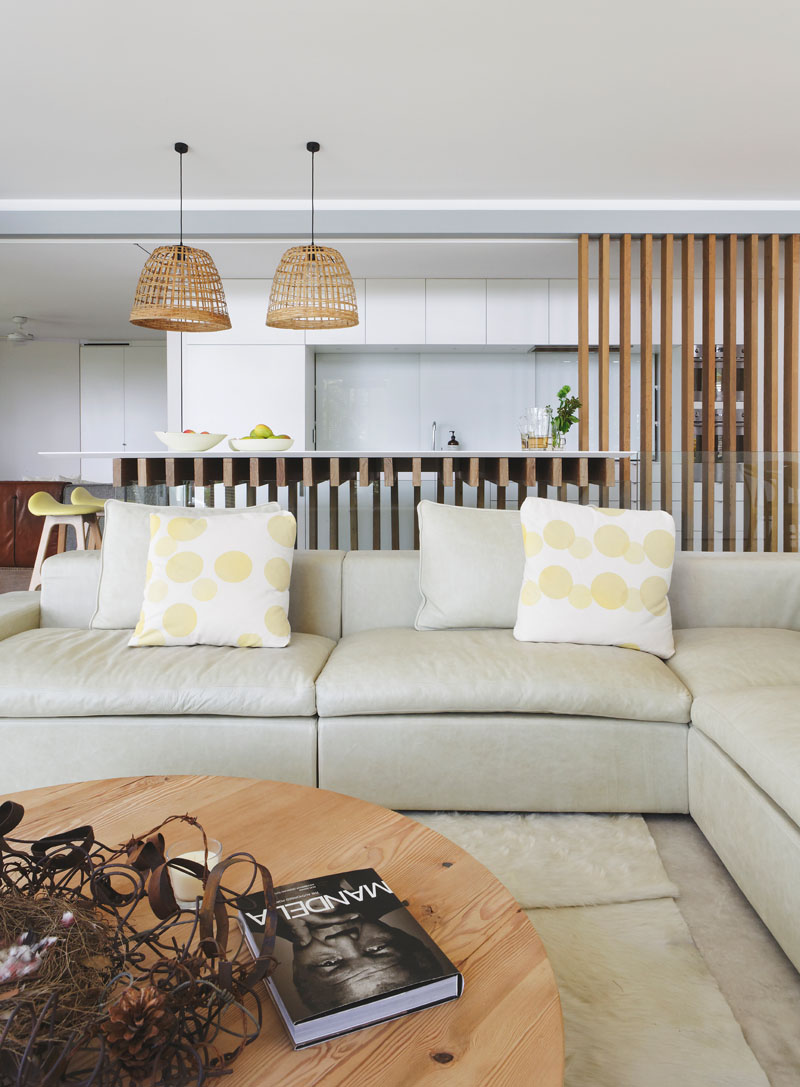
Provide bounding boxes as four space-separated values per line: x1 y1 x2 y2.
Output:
275 434 291 439
250 424 273 439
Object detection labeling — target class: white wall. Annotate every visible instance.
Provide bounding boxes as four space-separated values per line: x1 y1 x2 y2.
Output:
0 341 81 479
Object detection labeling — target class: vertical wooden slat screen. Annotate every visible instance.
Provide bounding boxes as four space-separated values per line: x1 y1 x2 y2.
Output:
681 236 695 550
701 235 716 550
619 235 632 508
784 234 800 552
659 235 673 514
764 235 780 551
743 235 759 550
598 234 610 505
722 235 737 550
578 234 590 452
640 235 653 509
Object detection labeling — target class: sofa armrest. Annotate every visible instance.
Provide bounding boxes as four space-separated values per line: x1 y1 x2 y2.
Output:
0 592 41 640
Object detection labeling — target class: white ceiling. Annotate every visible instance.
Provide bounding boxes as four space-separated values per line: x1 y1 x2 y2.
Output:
4 0 800 201
3 0 799 343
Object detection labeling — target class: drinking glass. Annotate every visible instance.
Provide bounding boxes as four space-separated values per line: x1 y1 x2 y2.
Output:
527 407 551 450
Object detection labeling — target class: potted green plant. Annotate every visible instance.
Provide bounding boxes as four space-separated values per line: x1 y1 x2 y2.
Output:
547 385 582 449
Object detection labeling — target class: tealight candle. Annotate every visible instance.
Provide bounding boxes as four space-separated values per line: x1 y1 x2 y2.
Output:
166 838 222 909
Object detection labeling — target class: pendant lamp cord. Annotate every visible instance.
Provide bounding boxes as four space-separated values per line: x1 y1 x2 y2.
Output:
179 149 183 249
310 147 315 249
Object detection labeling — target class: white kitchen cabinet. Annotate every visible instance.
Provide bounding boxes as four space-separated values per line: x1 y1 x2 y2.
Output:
425 280 486 344
486 280 549 344
189 280 305 346
80 344 167 481
182 343 309 448
365 280 425 343
305 279 366 344
123 345 168 448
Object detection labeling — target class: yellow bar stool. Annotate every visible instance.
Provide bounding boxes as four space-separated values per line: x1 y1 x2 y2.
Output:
27 491 103 591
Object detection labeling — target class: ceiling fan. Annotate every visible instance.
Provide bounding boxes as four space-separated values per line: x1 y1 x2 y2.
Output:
7 316 35 344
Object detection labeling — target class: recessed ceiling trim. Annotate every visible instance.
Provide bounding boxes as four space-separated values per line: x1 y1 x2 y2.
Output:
4 205 800 240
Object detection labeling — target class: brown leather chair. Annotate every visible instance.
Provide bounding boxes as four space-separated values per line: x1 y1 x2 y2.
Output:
0 481 67 567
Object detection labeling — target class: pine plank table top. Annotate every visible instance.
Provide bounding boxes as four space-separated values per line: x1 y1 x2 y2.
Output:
10 775 564 1086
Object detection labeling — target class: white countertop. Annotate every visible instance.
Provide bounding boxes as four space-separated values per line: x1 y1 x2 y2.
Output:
41 449 637 459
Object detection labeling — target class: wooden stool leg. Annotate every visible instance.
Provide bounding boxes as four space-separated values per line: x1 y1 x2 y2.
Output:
29 516 55 591
87 517 102 550
56 524 67 553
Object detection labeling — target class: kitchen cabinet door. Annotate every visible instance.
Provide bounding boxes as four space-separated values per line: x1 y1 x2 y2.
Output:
425 280 486 344
123 345 167 448
190 280 305 346
365 280 426 343
305 279 366 344
486 280 549 344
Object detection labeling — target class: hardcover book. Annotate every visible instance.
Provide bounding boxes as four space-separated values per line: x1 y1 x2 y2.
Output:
236 867 463 1048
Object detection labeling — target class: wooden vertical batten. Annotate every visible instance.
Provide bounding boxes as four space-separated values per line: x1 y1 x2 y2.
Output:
578 234 590 452
784 235 800 552
619 234 632 509
764 235 780 551
701 234 716 550
722 235 737 551
659 235 674 514
597 234 610 506
681 235 695 550
743 235 759 551
640 235 653 509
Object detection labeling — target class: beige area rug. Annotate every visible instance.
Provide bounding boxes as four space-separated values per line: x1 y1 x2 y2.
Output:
410 813 768 1087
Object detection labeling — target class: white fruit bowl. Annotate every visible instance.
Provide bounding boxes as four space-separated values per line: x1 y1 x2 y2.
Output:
155 431 226 452
228 437 295 452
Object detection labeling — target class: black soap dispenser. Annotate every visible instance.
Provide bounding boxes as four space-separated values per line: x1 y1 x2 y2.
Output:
447 430 460 448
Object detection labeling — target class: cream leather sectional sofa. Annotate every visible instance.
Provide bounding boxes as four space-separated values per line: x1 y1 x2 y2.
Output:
1 545 799 973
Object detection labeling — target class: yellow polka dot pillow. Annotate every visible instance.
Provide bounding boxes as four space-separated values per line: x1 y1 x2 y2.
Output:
129 508 296 649
514 497 677 659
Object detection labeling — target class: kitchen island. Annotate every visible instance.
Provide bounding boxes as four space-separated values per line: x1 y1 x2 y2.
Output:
41 449 636 549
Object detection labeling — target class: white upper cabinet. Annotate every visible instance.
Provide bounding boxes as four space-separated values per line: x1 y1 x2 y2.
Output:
305 279 366 344
425 280 486 344
190 280 305 345
486 280 549 344
365 280 426 343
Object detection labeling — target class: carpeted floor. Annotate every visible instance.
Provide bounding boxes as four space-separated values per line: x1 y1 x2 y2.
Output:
408 811 796 1087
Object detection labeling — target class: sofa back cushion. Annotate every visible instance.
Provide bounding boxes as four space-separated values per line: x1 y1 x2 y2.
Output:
41 547 346 641
669 552 800 631
341 539 800 634
92 500 281 630
342 551 420 635
415 500 524 629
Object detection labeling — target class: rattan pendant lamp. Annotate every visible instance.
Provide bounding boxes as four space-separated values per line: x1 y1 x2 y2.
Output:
130 143 231 332
266 142 359 330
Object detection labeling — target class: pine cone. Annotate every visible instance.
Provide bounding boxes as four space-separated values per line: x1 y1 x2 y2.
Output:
103 984 175 1078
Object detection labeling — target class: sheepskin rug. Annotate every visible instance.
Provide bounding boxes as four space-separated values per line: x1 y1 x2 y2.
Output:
408 812 768 1087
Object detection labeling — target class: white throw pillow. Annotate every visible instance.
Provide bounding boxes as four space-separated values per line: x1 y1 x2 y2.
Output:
513 497 677 658
415 500 525 629
92 499 279 629
129 507 296 648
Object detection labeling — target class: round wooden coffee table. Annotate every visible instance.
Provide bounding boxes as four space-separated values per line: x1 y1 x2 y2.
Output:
10 776 564 1086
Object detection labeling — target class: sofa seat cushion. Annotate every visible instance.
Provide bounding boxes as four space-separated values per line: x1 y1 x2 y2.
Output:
315 628 692 722
0 628 335 718
668 627 800 698
692 688 800 828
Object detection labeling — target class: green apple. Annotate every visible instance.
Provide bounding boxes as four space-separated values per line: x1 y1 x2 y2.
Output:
250 424 273 439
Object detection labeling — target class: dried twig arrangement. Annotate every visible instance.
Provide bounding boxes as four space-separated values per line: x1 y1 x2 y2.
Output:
0 801 277 1086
